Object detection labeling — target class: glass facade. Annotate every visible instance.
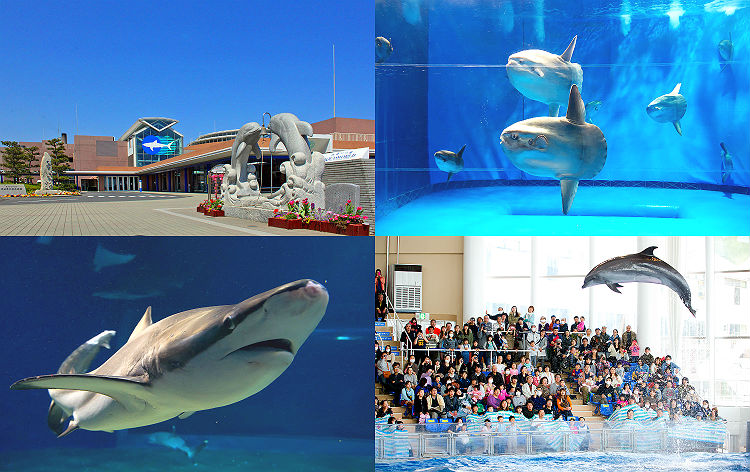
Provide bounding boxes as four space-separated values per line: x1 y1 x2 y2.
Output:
130 119 183 167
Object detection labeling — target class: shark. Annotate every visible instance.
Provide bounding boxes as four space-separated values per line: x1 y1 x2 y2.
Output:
500 84 607 215
142 139 173 152
11 280 329 436
721 142 733 184
646 83 687 136
434 145 466 182
582 246 696 316
148 426 208 463
718 33 733 71
506 35 583 117
376 37 393 63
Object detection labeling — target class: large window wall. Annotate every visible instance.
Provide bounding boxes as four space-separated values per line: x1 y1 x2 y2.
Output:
465 236 750 407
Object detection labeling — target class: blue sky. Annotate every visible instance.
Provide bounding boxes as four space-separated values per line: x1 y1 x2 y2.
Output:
0 0 373 143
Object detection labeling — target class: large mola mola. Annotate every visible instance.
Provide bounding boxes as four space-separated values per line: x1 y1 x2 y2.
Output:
376 36 393 63
582 246 696 316
434 145 466 182
11 280 328 436
500 84 607 215
506 36 583 117
647 83 687 136
718 32 733 71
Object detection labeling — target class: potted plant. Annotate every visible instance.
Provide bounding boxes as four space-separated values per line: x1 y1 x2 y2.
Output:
268 200 303 229
339 200 369 236
204 199 224 217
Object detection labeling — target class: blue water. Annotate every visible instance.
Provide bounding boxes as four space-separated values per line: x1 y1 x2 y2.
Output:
0 237 373 470
376 0 750 232
375 452 750 472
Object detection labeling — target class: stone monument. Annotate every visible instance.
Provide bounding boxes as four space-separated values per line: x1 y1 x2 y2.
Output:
35 152 63 195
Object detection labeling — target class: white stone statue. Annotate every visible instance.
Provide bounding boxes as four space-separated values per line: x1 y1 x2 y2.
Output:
35 152 62 195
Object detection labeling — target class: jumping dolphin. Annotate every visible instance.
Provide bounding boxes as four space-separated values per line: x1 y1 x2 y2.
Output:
506 35 583 117
721 142 733 184
718 33 733 71
582 246 696 316
500 84 607 215
148 426 207 463
434 145 466 182
11 280 329 436
376 37 393 63
647 83 687 136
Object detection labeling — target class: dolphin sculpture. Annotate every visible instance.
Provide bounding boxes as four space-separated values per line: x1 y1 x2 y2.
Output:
506 35 583 117
148 426 207 463
268 113 313 161
229 122 263 197
582 247 696 316
500 84 607 215
646 83 687 136
720 142 733 184
434 145 466 182
718 33 733 71
376 36 393 63
11 280 329 436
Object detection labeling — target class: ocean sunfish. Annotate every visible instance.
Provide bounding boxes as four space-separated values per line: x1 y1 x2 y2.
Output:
720 142 733 184
647 83 687 136
376 37 393 63
434 145 466 182
148 426 208 463
506 35 583 117
500 84 607 215
582 246 696 316
718 33 733 71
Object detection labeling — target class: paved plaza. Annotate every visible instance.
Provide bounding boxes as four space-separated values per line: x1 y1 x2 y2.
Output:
0 192 336 236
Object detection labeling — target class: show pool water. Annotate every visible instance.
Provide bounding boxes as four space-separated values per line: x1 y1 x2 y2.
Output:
375 452 750 472
376 185 750 235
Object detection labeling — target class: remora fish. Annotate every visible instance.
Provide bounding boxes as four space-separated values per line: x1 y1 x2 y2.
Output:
500 84 607 215
718 32 733 71
148 426 207 462
506 35 583 117
434 145 466 182
376 37 393 63
721 142 733 184
11 280 329 436
584 100 602 124
582 246 696 316
647 83 687 136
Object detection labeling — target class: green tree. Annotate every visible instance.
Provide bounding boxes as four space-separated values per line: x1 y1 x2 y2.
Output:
1 141 30 183
24 146 40 183
45 137 73 189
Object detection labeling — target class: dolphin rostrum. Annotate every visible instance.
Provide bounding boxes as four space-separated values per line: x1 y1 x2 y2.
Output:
500 84 607 215
506 35 583 117
376 36 393 63
647 83 687 136
11 280 328 436
434 145 466 182
720 142 733 184
582 246 696 316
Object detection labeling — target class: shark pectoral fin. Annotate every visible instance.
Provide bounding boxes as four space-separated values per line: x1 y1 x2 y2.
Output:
549 103 560 117
561 35 577 62
607 283 623 294
566 85 586 124
128 306 153 342
47 400 68 436
673 121 682 136
178 411 196 419
11 374 150 410
560 179 579 215
57 420 80 438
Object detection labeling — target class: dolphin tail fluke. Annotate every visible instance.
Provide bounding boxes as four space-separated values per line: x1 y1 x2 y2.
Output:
560 179 578 215
549 103 560 117
47 400 68 436
673 121 682 136
607 283 624 294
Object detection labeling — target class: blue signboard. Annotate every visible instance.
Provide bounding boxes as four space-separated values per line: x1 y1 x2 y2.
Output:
142 135 175 155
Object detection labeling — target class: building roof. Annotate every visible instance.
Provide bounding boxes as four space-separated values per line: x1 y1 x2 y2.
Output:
118 117 182 141
311 117 374 134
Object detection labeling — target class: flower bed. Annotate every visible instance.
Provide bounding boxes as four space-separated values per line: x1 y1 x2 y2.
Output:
268 198 369 235
1 191 80 198
200 199 224 217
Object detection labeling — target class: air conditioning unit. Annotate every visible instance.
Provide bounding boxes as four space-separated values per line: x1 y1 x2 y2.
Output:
389 264 422 313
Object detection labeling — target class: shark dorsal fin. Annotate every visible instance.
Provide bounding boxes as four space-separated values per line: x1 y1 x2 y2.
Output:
565 85 586 124
128 307 152 343
457 144 467 158
638 246 658 256
670 83 681 95
560 35 577 62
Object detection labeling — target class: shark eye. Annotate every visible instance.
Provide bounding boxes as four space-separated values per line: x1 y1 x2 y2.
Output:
223 317 236 331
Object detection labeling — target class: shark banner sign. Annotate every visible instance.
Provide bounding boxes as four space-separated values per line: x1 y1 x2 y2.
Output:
323 147 369 163
142 135 175 155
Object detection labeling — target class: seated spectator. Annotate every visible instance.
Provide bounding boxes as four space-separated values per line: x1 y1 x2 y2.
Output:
511 388 526 409
556 387 573 420
376 400 393 418
375 269 386 294
400 381 415 417
543 399 555 416
414 389 429 423
630 339 640 357
532 388 547 411
376 352 392 384
427 386 445 419
444 388 461 420
375 293 387 321
522 401 537 419
403 366 418 387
